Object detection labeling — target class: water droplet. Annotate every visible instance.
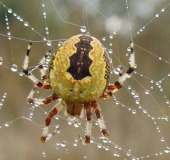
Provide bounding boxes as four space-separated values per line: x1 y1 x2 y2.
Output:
42 3 45 7
11 64 18 72
143 109 147 114
159 57 162 60
161 138 165 142
113 152 119 157
105 146 109 151
17 16 21 20
140 28 143 32
134 64 137 68
80 26 87 33
102 137 108 143
60 141 66 147
8 8 12 13
7 32 11 36
115 101 119 105
166 100 169 104
73 142 78 146
109 34 113 39
47 40 52 46
74 122 80 128
132 109 136 114
113 31 116 35
155 14 159 17
113 68 119 75
4 123 9 127
161 8 165 12
108 49 113 54
126 151 131 156
0 57 3 65
150 80 154 83
164 116 168 121
128 86 131 90
145 90 149 94
42 152 46 157
24 22 29 26
127 47 131 51
102 37 106 41
8 36 11 40
13 13 17 17
164 147 170 153
5 17 8 21
43 12 46 16
58 41 63 47
131 90 136 95
97 143 102 148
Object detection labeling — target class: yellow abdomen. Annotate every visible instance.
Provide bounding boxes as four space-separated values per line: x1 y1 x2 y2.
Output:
49 34 111 103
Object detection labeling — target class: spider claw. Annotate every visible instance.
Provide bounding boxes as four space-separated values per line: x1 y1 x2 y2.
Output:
41 136 47 143
79 135 91 145
102 129 109 137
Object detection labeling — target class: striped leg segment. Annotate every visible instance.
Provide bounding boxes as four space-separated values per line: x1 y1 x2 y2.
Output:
91 101 109 137
26 86 58 105
41 99 65 143
101 40 135 99
22 41 51 89
79 101 109 145
80 102 92 145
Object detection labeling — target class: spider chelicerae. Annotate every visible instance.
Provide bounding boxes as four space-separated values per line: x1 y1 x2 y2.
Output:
22 34 135 145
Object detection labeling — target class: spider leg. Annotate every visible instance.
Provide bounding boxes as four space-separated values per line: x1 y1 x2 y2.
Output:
26 85 58 105
101 40 135 99
79 102 92 145
41 98 66 143
36 50 51 84
91 101 109 137
22 41 51 89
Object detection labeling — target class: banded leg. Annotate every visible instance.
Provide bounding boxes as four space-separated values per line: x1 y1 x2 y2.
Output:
101 40 135 99
80 102 92 145
41 98 66 143
35 50 51 84
26 85 58 105
22 41 51 89
91 101 109 137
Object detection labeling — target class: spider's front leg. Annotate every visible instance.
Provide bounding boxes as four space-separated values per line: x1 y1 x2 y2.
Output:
22 41 51 89
101 40 135 99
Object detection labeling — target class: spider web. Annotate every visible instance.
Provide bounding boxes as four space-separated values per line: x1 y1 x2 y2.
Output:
0 0 170 159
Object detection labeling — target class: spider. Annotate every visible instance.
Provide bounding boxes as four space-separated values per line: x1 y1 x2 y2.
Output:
22 34 135 145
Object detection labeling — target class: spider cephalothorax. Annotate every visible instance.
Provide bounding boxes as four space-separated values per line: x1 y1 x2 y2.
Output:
22 34 135 144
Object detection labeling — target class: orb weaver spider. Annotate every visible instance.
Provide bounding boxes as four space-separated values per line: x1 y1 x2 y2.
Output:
22 34 135 145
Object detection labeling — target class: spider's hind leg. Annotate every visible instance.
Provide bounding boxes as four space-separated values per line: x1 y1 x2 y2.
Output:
79 102 92 145
41 98 66 143
91 101 109 137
